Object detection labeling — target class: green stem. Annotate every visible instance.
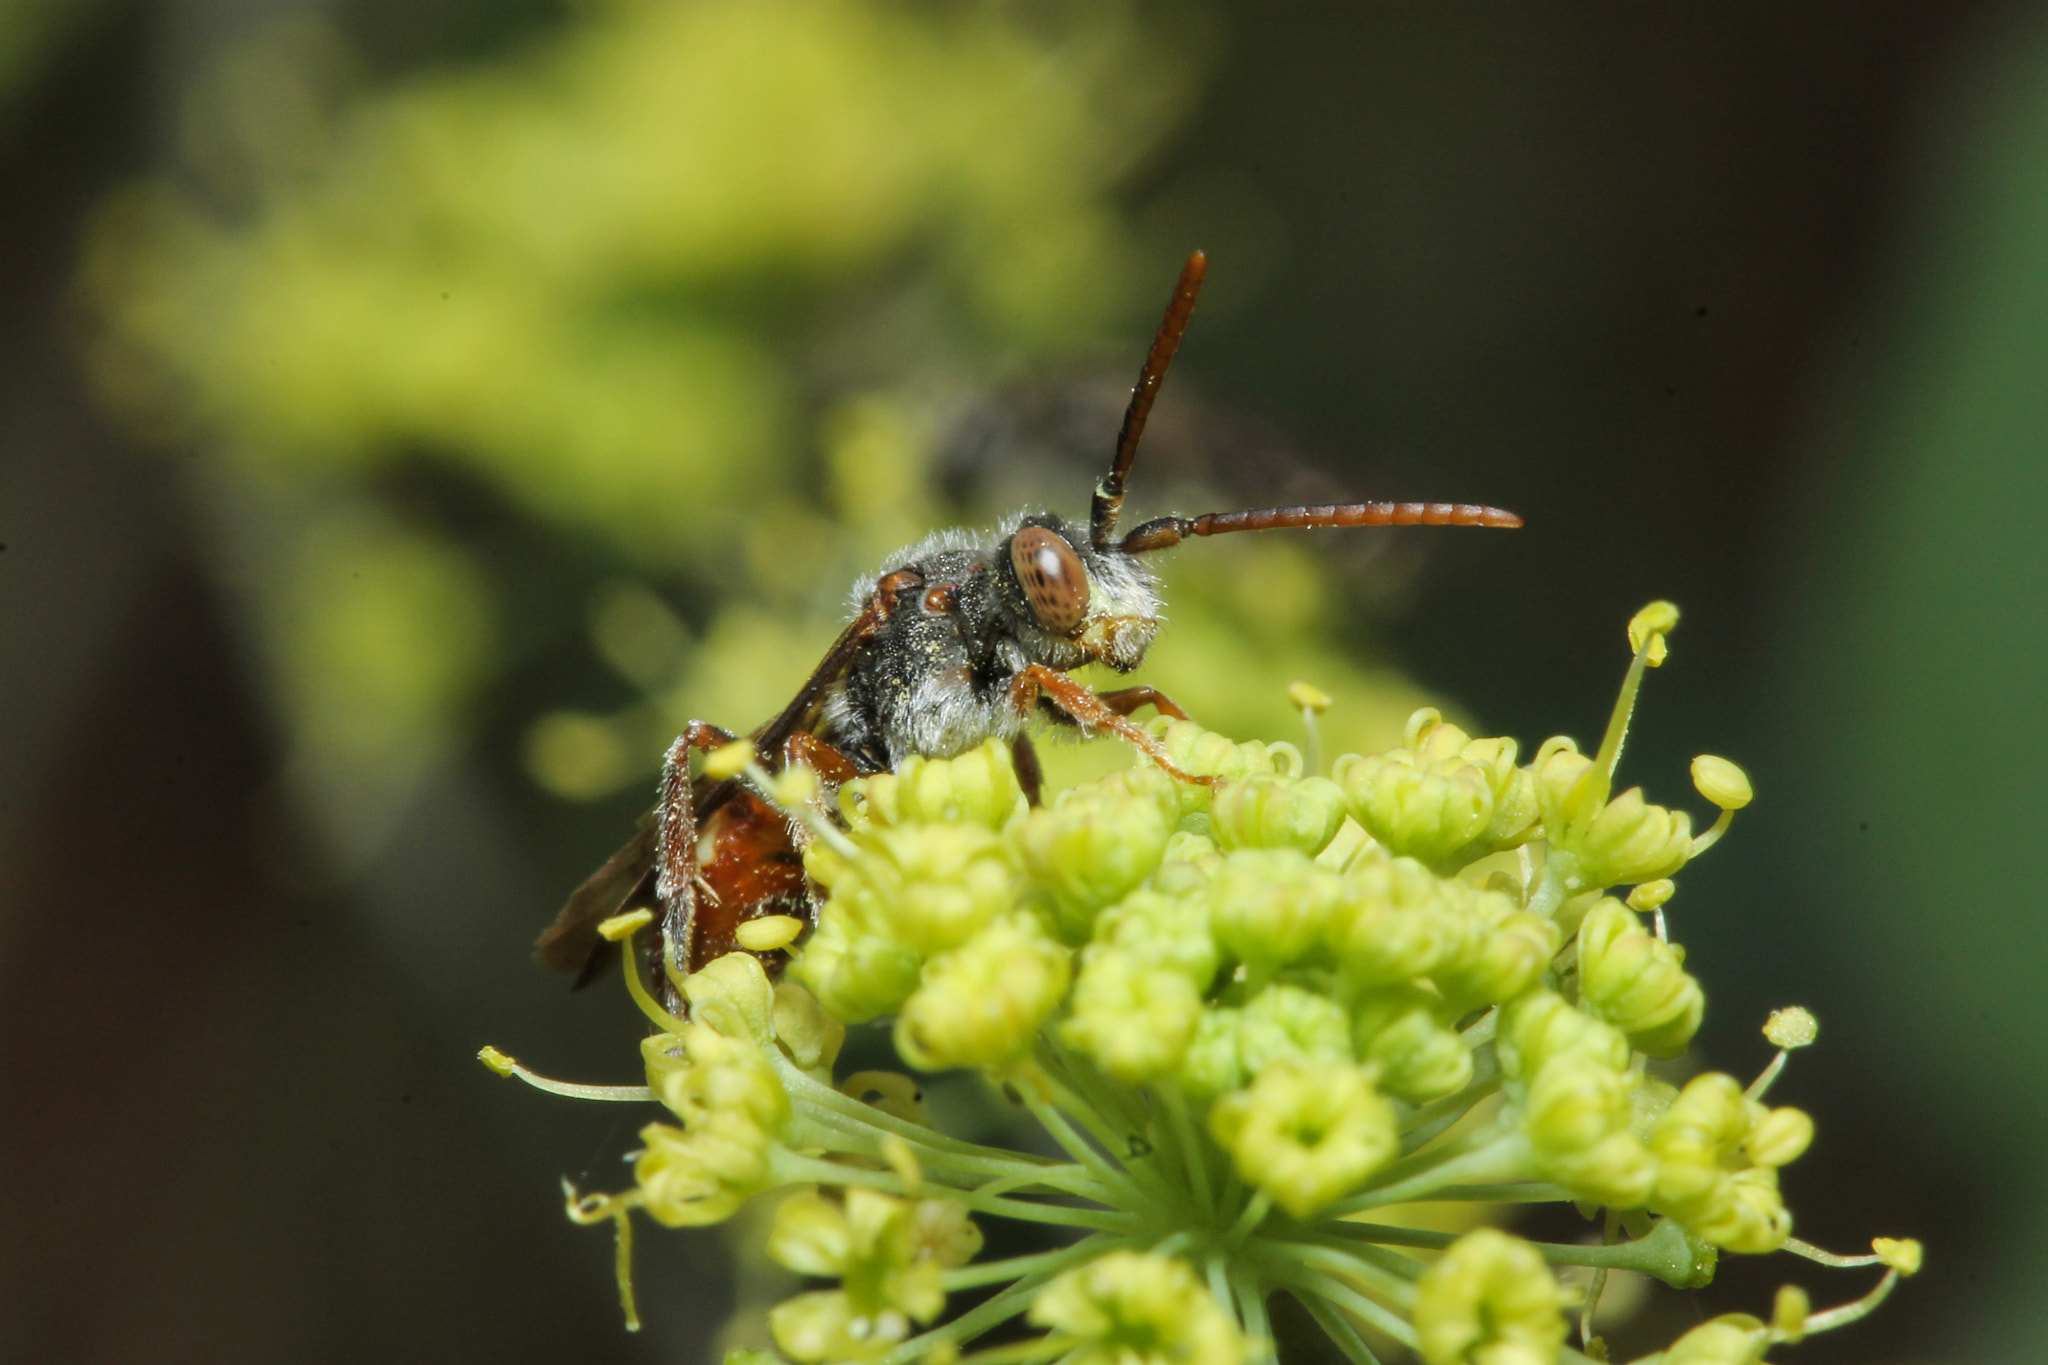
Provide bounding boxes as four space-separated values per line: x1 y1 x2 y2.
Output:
1205 1255 1233 1327
1274 1232 1425 1282
1258 1238 1420 1304
1403 1181 1569 1203
941 1237 1117 1291
1293 1290 1385 1365
1315 1216 1708 1289
781 1098 1105 1201
1019 1091 1146 1213
779 1065 1059 1171
1802 1269 1902 1335
1397 1070 1500 1152
876 1265 1068 1365
1289 1270 1418 1350
1327 1132 1530 1214
1028 1052 1181 1212
1594 628 1661 786
1158 1085 1218 1220
1526 854 1571 920
1232 1270 1273 1360
1225 1190 1272 1244
772 1152 1135 1232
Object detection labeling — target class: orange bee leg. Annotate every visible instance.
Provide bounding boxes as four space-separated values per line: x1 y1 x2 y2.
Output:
655 721 743 980
1093 685 1192 722
782 730 865 784
1009 665 1213 787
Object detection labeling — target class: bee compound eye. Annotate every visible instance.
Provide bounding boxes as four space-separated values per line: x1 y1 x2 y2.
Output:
1010 526 1090 634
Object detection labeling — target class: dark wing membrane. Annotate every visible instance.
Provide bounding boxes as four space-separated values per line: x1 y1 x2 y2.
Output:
536 593 889 986
746 592 890 763
533 814 657 974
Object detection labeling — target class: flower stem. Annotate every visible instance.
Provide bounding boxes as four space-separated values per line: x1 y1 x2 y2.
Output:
772 1151 1135 1232
942 1237 1119 1291
1289 1269 1418 1350
1328 1131 1530 1214
878 1264 1072 1365
1292 1290 1385 1365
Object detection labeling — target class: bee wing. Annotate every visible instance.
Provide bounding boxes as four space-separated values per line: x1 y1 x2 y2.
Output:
533 813 658 976
748 591 892 765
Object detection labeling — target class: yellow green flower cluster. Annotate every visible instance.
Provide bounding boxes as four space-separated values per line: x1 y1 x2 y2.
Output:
492 602 1918 1365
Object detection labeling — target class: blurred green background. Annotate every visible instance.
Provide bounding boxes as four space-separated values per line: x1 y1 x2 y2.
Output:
2 1 2043 1361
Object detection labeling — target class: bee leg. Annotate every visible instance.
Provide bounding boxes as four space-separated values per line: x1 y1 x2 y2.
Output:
1010 665 1213 787
1093 685 1192 722
782 731 864 784
655 721 742 991
1011 735 1045 807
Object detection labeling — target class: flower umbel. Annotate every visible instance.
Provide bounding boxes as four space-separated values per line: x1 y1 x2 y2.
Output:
490 602 1915 1363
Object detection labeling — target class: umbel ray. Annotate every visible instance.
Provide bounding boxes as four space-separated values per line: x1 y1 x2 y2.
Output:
536 250 1521 1010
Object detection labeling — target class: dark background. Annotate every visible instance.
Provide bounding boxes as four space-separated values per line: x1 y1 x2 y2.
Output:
4 2 2042 1361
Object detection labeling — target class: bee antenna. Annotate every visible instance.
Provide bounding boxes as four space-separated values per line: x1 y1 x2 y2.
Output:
1116 501 1524 555
1092 250 1208 550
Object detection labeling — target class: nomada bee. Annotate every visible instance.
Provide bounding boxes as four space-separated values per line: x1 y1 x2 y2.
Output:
536 251 1521 1011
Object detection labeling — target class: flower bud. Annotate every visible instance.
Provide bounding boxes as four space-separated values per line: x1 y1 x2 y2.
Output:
1413 1229 1569 1365
1771 1284 1811 1343
1352 985 1474 1102
635 1113 775 1227
1161 829 1223 873
1649 1073 1796 1253
1336 748 1493 866
1028 1251 1252 1365
1744 1105 1815 1170
1873 1238 1923 1275
1092 886 1219 984
645 1021 789 1133
683 950 778 1044
767 1189 859 1278
1627 878 1675 912
1289 680 1334 714
1151 717 1280 784
1092 760 1192 824
1210 1059 1397 1218
772 981 845 1075
861 739 1027 831
1018 792 1173 941
1430 901 1560 1011
1691 755 1753 811
1061 947 1204 1082
1576 899 1704 1057
1627 600 1680 662
1519 1053 1657 1209
793 914 925 1023
1235 983 1354 1076
1533 738 1605 843
1207 848 1342 967
1178 1007 1248 1103
770 1289 905 1363
1209 775 1348 855
703 739 755 779
765 1187 978 1340
1763 1006 1817 1050
1655 1316 1771 1365
1323 855 1466 986
895 914 1071 1070
857 824 1023 956
1569 786 1694 889
1498 990 1631 1082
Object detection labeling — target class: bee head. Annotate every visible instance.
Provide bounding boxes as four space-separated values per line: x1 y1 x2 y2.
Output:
998 515 1160 674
